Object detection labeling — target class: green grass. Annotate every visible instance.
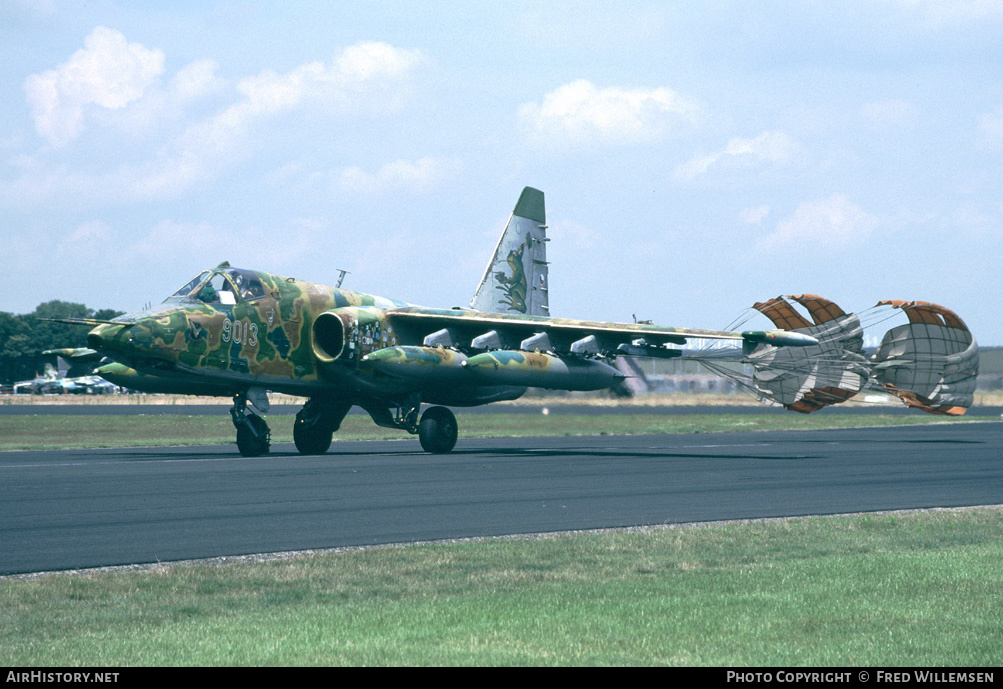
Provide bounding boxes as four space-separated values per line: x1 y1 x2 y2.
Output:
3 509 1001 666
0 412 979 451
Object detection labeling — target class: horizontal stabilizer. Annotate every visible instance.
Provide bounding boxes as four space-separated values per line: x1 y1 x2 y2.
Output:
42 347 103 363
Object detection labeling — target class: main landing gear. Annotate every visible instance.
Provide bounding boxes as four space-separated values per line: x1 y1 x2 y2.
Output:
230 390 458 457
294 397 352 455
417 406 458 454
231 391 270 457
361 393 459 454
391 393 458 454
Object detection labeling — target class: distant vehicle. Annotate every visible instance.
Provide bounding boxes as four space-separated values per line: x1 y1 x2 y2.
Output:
13 362 65 395
13 351 118 395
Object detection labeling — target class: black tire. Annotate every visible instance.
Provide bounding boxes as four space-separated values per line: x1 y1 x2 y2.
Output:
236 414 271 457
418 406 458 454
294 416 333 455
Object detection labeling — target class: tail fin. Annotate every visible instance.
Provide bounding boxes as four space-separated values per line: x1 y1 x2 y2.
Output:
470 187 549 316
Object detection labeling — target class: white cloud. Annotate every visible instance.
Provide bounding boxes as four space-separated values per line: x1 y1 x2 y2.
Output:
105 59 225 140
675 131 795 180
740 205 771 225
236 41 426 117
65 219 110 243
335 41 428 82
763 195 878 248
133 41 427 198
23 26 165 147
518 79 697 146
55 220 112 262
169 59 225 103
337 157 461 195
5 41 428 205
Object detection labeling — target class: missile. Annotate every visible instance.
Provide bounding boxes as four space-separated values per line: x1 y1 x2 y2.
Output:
741 330 819 347
463 351 624 391
361 346 469 381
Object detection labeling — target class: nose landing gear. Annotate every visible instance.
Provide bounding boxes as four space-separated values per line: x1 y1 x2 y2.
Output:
231 390 271 457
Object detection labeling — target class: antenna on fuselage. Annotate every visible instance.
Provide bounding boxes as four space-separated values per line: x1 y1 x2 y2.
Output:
335 269 350 288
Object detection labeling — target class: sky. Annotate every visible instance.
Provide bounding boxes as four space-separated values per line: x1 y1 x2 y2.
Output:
2 1 1001 344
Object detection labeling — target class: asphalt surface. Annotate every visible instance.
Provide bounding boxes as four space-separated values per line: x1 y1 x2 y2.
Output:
2 422 1000 575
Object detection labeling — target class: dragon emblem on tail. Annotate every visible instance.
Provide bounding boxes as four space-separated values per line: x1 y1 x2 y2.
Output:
493 241 528 313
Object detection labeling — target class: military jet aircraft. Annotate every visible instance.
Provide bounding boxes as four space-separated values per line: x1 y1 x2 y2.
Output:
14 350 117 395
50 188 815 456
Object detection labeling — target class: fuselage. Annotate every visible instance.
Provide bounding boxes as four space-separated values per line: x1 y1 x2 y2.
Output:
86 265 527 407
89 266 401 396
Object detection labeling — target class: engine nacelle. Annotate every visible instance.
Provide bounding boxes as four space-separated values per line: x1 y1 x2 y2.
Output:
312 310 352 363
312 306 394 366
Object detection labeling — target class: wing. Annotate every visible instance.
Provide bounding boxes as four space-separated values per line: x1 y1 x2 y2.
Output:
384 306 812 355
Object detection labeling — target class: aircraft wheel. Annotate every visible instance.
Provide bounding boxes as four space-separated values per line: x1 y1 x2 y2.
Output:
294 417 333 455
418 406 458 454
236 414 271 457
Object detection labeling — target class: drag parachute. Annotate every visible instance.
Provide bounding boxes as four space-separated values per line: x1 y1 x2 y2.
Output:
869 300 979 416
690 295 979 417
744 295 870 413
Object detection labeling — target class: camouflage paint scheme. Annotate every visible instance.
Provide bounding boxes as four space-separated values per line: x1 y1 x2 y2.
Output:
47 188 822 455
81 261 765 411
362 346 469 382
87 265 410 401
463 349 623 391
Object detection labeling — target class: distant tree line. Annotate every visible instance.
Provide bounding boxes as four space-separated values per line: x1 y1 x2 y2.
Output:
0 301 124 385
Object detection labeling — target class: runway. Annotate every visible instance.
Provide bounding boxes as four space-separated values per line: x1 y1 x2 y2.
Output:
2 422 1001 575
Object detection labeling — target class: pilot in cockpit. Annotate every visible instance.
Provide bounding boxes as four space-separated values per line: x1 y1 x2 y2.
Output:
196 283 217 303
197 274 237 305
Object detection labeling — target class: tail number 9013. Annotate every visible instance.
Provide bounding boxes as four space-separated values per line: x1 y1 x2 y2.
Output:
222 319 258 346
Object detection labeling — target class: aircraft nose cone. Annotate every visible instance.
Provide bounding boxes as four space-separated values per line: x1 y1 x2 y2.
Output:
88 318 173 362
87 323 134 354
87 322 156 355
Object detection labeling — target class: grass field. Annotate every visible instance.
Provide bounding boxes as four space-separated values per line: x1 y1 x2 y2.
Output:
3 508 1001 666
0 410 985 452
2 401 999 666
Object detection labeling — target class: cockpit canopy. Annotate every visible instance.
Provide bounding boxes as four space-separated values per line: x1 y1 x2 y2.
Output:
170 267 267 305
